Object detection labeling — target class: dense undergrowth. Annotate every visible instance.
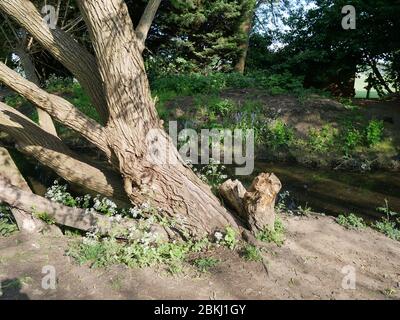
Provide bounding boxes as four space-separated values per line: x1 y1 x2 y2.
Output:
4 72 397 172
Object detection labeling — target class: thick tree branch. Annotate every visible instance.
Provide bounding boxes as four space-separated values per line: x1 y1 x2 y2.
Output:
0 0 109 123
0 102 128 203
0 146 51 233
0 62 111 158
0 178 113 233
136 0 161 52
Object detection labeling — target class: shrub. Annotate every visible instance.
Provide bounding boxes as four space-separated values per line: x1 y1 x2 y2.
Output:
374 219 400 241
342 126 362 154
365 120 384 146
265 120 294 150
307 125 338 153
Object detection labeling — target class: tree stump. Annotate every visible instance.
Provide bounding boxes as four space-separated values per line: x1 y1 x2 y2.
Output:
219 173 282 234
243 173 282 233
219 179 247 219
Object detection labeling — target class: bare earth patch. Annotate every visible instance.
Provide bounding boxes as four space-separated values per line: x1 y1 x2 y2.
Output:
0 214 399 300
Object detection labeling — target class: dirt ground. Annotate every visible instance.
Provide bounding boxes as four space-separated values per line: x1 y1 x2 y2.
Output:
1 213 399 300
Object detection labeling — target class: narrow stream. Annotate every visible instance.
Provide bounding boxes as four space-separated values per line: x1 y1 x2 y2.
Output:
231 162 400 221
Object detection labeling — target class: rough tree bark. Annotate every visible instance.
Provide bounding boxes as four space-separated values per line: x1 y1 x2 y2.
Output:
0 0 241 238
234 0 256 74
135 0 162 52
77 0 239 237
0 146 48 233
0 102 128 203
0 0 109 123
220 173 282 233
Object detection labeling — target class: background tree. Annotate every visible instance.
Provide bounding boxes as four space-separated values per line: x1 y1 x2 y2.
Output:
246 0 400 97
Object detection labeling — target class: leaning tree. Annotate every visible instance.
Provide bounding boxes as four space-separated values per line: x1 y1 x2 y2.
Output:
0 0 244 238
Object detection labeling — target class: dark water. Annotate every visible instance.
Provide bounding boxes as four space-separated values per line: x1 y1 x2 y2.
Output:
232 162 400 221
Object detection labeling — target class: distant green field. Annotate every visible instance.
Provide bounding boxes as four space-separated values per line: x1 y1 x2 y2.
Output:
354 72 379 99
354 70 395 99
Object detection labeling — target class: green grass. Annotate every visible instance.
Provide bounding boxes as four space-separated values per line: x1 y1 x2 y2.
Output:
242 245 263 262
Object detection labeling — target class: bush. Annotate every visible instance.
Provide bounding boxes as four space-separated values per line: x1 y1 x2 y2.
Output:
374 200 400 241
307 125 337 153
374 219 400 241
365 120 384 146
342 126 363 154
151 71 306 97
265 120 294 150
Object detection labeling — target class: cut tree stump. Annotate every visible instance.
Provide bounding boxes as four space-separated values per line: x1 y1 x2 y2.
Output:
219 179 247 219
243 172 282 233
219 173 282 234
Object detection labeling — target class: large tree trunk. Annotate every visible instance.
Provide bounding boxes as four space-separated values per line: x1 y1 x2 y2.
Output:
0 0 241 239
77 0 239 237
234 0 256 74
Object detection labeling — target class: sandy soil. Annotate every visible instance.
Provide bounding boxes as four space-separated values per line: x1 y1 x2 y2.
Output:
1 213 399 300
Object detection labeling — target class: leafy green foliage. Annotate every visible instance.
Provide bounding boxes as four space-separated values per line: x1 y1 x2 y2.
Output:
366 120 384 146
189 159 228 192
214 226 238 250
193 257 220 272
307 125 337 153
242 245 263 262
45 181 120 217
222 226 238 250
146 0 256 74
265 120 294 150
0 204 18 237
34 211 56 225
68 225 213 273
256 218 285 246
151 72 305 98
374 200 400 241
374 219 400 241
336 213 366 230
